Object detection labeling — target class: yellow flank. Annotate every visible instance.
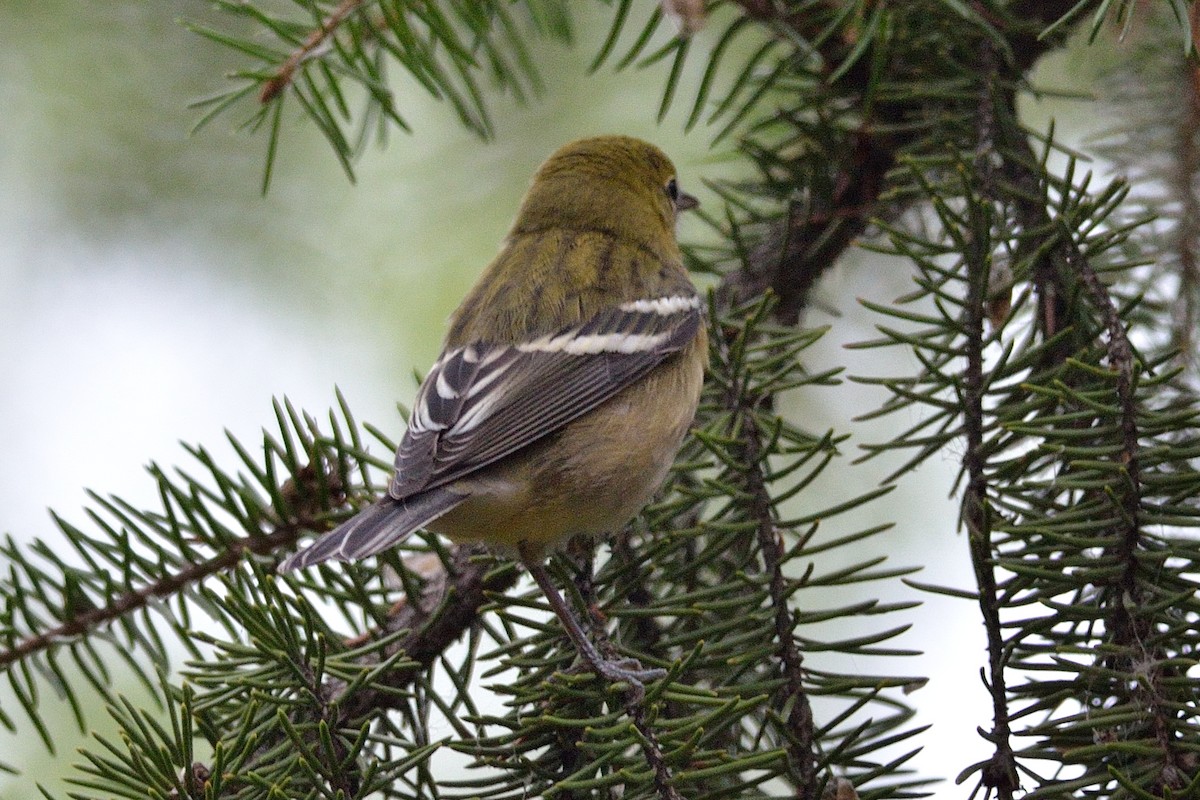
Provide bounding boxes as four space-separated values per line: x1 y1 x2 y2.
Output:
430 331 706 555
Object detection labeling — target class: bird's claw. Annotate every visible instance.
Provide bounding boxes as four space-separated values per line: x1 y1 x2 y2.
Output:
570 656 666 698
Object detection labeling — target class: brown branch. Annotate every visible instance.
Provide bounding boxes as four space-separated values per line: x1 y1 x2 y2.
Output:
336 545 518 715
770 133 895 326
210 544 516 798
745 411 817 797
1067 244 1141 539
711 2 891 322
1045 203 1146 671
1058 238 1190 792
712 319 817 796
988 74 1188 793
0 520 307 670
339 544 679 798
629 697 684 800
963 45 1017 799
1 458 346 670
610 532 668 653
259 0 366 103
717 0 1090 324
1061 237 1145 619
1171 6 1200 371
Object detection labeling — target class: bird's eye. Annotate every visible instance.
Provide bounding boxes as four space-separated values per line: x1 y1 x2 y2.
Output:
665 178 680 204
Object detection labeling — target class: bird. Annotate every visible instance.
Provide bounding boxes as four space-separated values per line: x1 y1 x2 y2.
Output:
279 135 707 690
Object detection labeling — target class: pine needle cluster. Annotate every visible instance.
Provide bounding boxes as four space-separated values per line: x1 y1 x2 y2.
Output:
4 3 1200 800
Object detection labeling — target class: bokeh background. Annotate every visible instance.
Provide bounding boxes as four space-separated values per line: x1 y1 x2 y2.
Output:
0 3 1102 796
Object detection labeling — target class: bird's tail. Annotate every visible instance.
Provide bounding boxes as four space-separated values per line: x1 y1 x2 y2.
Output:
278 488 467 572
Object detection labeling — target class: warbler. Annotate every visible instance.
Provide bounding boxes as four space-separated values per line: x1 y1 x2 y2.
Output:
280 135 706 688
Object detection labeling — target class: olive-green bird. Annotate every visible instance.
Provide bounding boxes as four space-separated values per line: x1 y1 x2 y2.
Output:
280 135 706 688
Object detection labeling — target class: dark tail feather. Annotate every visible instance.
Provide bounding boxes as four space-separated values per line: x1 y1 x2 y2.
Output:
278 488 467 572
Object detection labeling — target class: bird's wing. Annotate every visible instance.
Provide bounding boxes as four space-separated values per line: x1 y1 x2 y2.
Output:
389 294 703 498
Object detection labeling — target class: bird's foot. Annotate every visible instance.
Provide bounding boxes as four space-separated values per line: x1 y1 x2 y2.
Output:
572 655 666 698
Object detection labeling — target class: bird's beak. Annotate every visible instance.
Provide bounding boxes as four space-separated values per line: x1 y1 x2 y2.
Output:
676 191 699 212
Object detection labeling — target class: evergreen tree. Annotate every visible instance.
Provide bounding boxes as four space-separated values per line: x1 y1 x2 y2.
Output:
3 2 1199 799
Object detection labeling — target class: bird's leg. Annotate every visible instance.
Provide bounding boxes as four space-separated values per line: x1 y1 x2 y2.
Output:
518 544 666 694
565 535 607 627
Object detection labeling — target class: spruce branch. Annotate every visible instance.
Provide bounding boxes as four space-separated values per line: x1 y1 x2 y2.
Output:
962 43 1017 799
1173 37 1200 367
956 29 1186 793
332 545 520 716
193 548 519 793
0 456 346 673
744 406 818 797
0 521 303 671
711 310 819 794
693 295 921 798
0 397 361 737
853 9 1200 788
190 0 560 188
258 0 366 104
714 1 1085 326
1054 238 1193 793
17 4 1200 798
989 89 1193 791
1064 241 1141 543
